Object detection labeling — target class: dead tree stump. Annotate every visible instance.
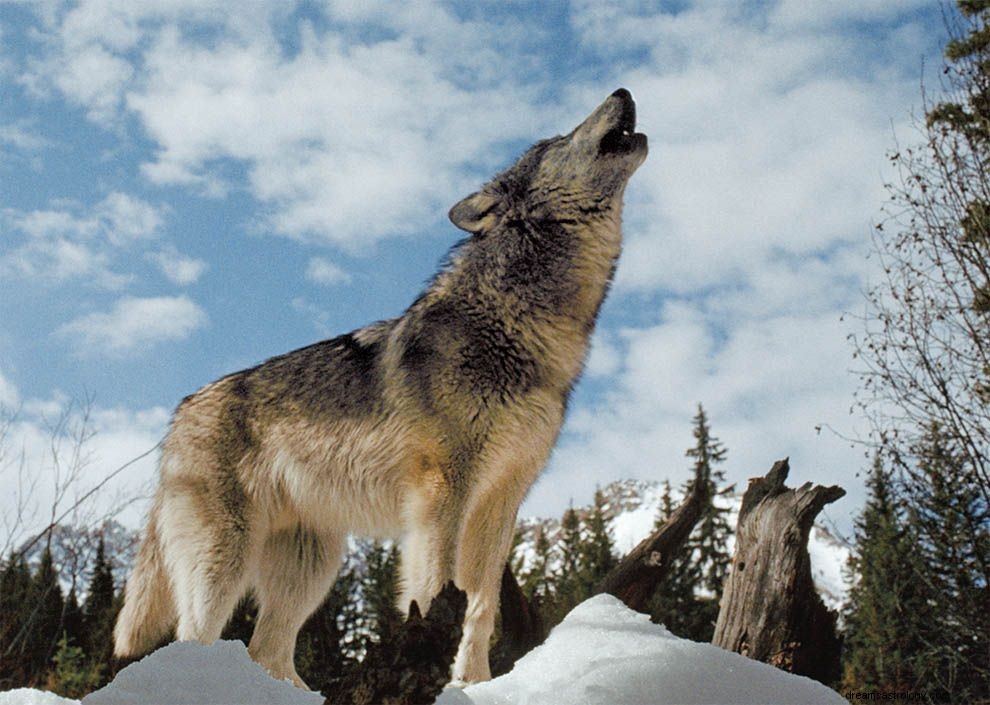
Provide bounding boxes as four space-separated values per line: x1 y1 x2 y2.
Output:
490 563 544 677
594 477 708 612
712 458 844 685
322 581 467 705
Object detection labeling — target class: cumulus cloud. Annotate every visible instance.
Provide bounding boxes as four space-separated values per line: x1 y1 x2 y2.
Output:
58 295 208 355
0 394 167 546
2 192 163 288
305 257 351 286
146 246 208 285
19 0 552 248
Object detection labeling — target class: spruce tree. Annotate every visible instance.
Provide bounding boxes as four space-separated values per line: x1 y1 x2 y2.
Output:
651 405 732 642
46 634 98 699
62 588 85 650
906 425 990 700
82 533 117 679
297 565 359 692
520 526 553 601
553 506 585 619
685 404 733 598
0 552 34 686
578 488 617 594
842 456 932 692
30 545 65 683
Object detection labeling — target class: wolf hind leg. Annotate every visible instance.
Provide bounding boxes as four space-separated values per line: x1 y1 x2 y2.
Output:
159 486 260 647
398 491 458 616
249 525 345 690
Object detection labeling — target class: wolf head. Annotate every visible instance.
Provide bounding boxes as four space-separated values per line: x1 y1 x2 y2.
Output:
449 89 648 234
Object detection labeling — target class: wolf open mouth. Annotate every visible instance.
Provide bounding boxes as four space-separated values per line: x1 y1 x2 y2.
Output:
599 88 647 155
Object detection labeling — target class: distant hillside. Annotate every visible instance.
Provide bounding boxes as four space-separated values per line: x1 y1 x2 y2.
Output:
25 479 851 611
512 478 851 612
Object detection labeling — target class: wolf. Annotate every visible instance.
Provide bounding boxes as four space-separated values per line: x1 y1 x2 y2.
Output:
113 88 647 688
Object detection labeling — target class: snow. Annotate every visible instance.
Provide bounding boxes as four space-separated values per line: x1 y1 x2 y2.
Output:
81 640 321 705
0 690 79 705
439 594 845 705
5 596 844 705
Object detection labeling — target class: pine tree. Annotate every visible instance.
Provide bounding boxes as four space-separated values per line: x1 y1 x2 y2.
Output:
30 544 66 683
82 533 117 681
0 552 34 686
685 404 733 598
552 506 585 619
906 425 990 700
520 526 553 601
297 565 359 692
62 588 85 650
578 488 617 594
355 540 402 657
46 634 98 699
651 405 732 642
842 456 932 692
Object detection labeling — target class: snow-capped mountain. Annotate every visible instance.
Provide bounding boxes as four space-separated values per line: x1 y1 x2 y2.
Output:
26 479 851 612
512 478 851 612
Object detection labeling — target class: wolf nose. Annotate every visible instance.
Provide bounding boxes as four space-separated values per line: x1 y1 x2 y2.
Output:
611 88 632 101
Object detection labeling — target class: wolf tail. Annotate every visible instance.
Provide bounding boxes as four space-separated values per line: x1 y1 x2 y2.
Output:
114 510 176 657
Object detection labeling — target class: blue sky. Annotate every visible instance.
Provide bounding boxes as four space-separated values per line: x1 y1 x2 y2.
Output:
0 0 945 544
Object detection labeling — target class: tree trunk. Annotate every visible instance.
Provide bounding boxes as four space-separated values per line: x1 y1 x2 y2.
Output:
712 458 844 685
594 478 708 612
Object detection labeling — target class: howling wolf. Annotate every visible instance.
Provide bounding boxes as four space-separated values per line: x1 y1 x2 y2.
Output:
114 89 647 688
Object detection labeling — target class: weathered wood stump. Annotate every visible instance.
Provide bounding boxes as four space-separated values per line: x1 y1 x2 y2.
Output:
595 477 709 612
712 458 844 685
490 563 544 677
322 581 466 705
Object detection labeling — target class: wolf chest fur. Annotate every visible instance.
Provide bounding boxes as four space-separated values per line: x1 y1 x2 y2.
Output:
114 88 647 688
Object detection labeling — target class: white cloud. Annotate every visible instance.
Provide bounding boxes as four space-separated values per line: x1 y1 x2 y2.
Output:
0 369 20 409
305 256 351 286
146 246 208 285
98 192 163 244
58 295 208 355
0 395 167 548
0 120 51 152
20 1 551 248
2 192 163 288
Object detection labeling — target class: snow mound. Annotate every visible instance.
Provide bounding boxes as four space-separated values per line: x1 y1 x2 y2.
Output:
0 689 79 705
81 640 321 705
441 594 845 705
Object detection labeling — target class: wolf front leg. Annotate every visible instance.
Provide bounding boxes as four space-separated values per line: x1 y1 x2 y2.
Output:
451 475 531 684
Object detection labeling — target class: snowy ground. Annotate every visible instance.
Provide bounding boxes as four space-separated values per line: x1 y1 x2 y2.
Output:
1 595 844 705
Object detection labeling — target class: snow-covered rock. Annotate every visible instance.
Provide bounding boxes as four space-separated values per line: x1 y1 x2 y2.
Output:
0 690 79 705
3 596 845 705
439 594 846 705
81 640 320 705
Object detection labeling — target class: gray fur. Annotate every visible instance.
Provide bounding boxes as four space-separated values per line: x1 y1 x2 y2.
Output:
114 89 647 688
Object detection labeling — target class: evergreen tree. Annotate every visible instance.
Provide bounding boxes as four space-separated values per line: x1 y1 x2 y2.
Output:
82 534 116 664
297 565 360 692
0 552 34 687
354 540 402 657
62 588 85 650
842 456 932 692
520 526 553 601
685 404 733 598
578 488 617 594
906 425 990 699
46 634 98 699
552 506 585 619
30 545 66 682
650 405 732 642
852 4 990 696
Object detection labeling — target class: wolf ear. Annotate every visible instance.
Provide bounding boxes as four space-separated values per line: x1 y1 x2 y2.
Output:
449 190 500 234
